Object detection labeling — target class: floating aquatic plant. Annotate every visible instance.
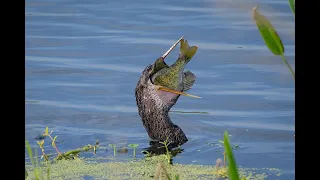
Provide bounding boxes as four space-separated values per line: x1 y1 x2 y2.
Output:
128 144 139 158
109 144 117 157
25 152 279 180
159 138 172 164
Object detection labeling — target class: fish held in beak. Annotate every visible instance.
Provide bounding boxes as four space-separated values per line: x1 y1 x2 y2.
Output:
151 37 201 99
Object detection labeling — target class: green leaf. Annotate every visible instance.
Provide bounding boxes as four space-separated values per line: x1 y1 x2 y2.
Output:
51 136 58 148
37 140 44 148
224 131 240 180
25 140 35 167
44 127 49 135
252 5 284 56
53 135 58 142
109 144 116 148
288 0 295 16
128 144 139 148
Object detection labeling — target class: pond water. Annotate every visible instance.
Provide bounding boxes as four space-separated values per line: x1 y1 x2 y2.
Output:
25 0 295 179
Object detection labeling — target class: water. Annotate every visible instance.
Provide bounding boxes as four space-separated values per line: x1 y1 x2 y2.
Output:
25 0 295 179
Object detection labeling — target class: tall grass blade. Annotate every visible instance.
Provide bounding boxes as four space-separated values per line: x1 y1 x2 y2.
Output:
25 140 39 179
224 131 240 180
175 174 180 180
35 147 41 180
25 140 35 167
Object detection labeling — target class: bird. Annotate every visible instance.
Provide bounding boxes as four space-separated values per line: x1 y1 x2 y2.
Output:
135 37 199 147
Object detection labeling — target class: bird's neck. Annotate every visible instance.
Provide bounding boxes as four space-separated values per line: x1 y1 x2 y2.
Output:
135 79 187 146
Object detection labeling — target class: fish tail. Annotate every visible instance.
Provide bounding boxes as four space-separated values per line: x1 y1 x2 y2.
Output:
179 39 198 63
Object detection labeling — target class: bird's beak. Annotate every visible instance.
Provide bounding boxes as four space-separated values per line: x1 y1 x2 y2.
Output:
154 85 201 99
161 36 184 59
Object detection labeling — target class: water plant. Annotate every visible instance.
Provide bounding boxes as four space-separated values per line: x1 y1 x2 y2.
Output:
42 127 61 156
25 140 41 180
128 144 139 158
26 128 281 179
25 149 278 179
36 140 51 179
108 144 117 157
141 150 152 157
35 127 99 161
288 0 295 16
37 140 48 161
252 0 295 80
26 139 52 180
159 137 173 164
174 174 180 180
224 131 240 180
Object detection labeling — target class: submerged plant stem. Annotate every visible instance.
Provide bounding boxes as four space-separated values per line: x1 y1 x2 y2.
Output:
48 135 61 156
280 55 295 80
133 148 136 158
55 144 98 160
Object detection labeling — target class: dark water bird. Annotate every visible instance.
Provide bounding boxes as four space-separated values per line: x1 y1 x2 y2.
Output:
135 37 199 148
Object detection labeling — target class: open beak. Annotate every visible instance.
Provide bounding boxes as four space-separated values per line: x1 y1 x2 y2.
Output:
161 36 184 59
155 85 201 99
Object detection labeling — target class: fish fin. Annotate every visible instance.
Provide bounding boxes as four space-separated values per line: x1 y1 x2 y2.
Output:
184 46 198 62
183 70 196 91
179 39 198 63
179 39 189 57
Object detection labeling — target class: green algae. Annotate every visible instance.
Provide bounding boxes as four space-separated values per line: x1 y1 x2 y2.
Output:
25 155 281 180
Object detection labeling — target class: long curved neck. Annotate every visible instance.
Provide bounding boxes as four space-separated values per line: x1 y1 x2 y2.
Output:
135 65 188 146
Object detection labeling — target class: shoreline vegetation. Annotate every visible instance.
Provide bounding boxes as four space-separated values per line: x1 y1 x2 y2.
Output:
25 127 281 180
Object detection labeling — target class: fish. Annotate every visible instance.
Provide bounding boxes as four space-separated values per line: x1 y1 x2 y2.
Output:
151 37 199 98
